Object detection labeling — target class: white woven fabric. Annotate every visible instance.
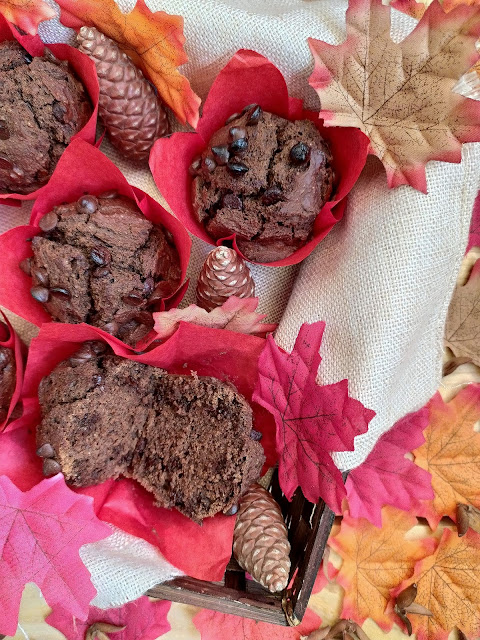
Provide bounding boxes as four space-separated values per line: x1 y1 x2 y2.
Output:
1 0 478 608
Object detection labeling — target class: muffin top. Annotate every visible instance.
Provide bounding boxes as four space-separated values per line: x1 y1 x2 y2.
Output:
37 342 265 522
0 321 15 423
24 193 181 346
0 40 91 194
191 104 334 262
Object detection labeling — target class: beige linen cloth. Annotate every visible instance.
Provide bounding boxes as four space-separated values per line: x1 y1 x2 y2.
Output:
0 0 479 608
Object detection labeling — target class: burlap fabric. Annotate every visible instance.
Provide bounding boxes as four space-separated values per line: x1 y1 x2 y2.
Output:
0 0 478 607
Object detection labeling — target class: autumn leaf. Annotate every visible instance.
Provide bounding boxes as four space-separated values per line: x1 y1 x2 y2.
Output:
47 595 171 640
390 0 431 19
445 260 480 367
153 297 277 340
413 386 480 529
329 506 436 629
0 474 110 636
193 605 321 640
253 322 375 513
0 0 55 35
346 406 433 527
308 0 480 192
393 528 480 639
56 0 200 127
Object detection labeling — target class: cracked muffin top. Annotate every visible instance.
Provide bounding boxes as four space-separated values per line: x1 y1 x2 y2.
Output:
190 104 334 263
21 193 181 346
0 40 91 194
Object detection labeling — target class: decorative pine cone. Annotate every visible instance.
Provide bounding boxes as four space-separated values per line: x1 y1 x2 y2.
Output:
233 483 291 593
77 26 169 161
196 246 255 311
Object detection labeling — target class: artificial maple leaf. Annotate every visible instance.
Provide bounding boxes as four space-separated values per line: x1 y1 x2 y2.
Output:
0 474 111 636
0 0 55 35
193 605 321 640
346 406 433 527
444 260 480 367
392 528 480 639
56 0 200 127
329 506 436 629
47 595 171 640
308 0 480 193
391 0 431 19
413 385 480 529
253 322 375 513
153 297 277 340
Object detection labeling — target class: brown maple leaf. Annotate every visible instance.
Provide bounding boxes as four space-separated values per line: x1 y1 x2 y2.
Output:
328 506 436 628
56 0 200 127
413 386 480 528
309 0 480 192
445 261 480 367
0 0 55 34
393 528 480 639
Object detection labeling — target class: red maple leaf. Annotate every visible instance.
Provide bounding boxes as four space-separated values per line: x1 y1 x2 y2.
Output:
194 605 321 640
47 595 171 640
0 0 55 35
345 405 433 526
253 322 375 512
0 474 111 636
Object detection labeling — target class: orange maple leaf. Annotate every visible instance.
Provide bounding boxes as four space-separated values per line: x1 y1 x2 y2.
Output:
413 386 480 529
393 528 480 639
328 506 436 629
309 0 480 192
0 0 55 35
56 0 200 128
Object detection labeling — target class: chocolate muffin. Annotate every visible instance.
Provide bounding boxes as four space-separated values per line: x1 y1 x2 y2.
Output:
191 104 334 262
0 322 15 423
36 342 265 522
0 40 91 194
23 193 181 345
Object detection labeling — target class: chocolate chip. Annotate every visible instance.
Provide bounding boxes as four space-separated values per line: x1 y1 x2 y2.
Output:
36 443 55 458
149 281 174 304
0 120 9 141
250 429 263 441
211 145 230 166
23 52 33 64
225 112 241 125
32 267 49 287
43 458 62 477
229 138 248 154
289 142 311 166
262 186 284 206
50 287 71 299
222 193 243 210
204 156 217 172
38 211 59 232
246 105 262 125
90 247 111 266
93 267 110 278
189 156 202 176
19 257 32 275
227 161 249 176
99 189 118 199
76 194 99 215
93 374 103 386
52 102 67 123
30 286 49 303
229 126 246 141
9 166 24 180
122 292 145 306
225 504 238 516
242 103 257 114
102 321 118 334
69 344 95 366
0 155 13 171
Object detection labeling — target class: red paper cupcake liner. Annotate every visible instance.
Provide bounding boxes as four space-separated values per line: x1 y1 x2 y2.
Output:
0 14 99 205
0 139 191 349
0 311 24 432
14 320 276 580
150 49 370 267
